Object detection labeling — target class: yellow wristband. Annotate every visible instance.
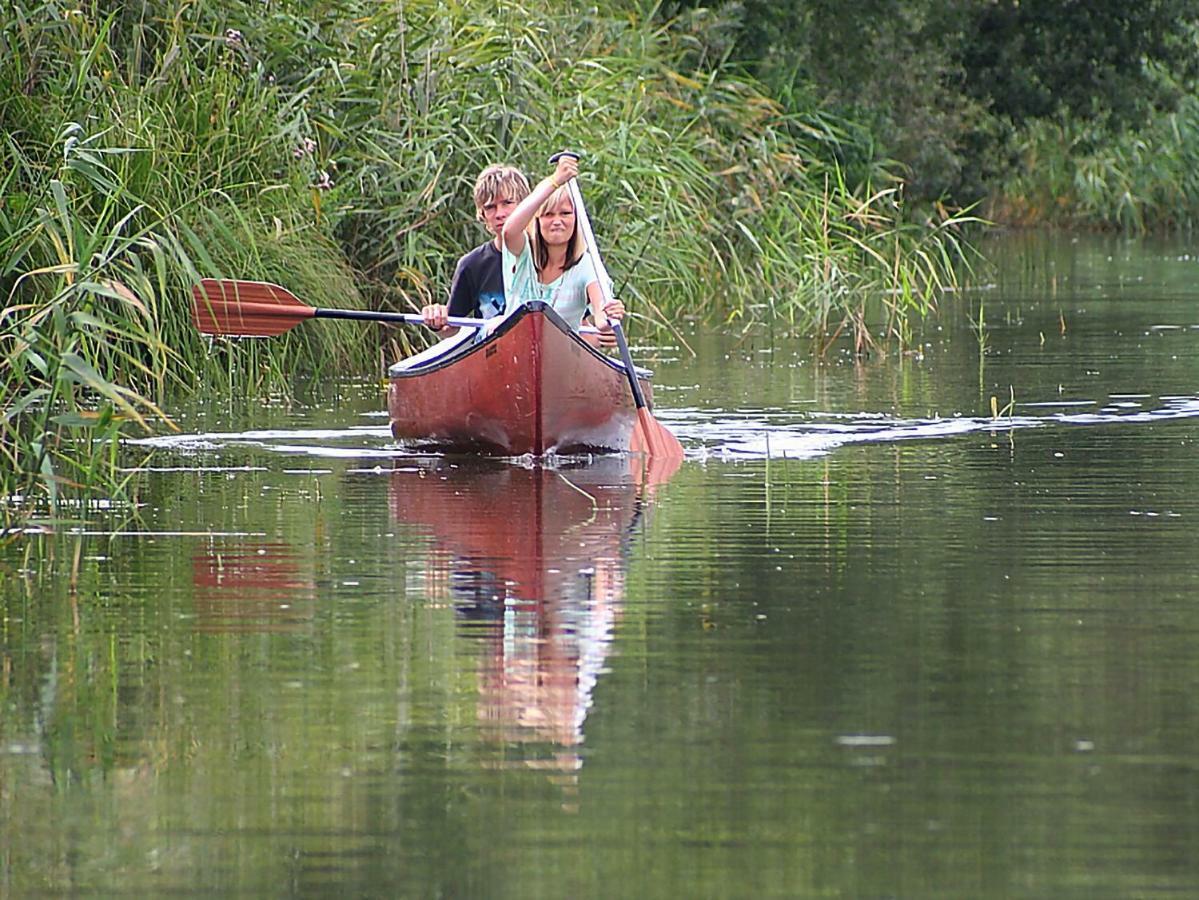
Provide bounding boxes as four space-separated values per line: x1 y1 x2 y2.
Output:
550 175 563 189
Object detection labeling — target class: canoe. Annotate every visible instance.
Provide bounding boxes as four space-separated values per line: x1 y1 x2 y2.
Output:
386 300 654 455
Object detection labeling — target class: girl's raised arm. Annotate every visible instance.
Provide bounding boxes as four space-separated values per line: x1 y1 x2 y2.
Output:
501 155 579 254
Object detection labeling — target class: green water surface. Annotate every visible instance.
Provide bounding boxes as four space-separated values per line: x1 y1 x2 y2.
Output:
3 232 1199 898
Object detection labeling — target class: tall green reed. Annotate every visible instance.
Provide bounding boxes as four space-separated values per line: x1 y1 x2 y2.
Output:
1 128 176 530
2 1 376 528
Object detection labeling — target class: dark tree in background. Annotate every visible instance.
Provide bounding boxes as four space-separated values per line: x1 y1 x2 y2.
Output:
669 0 1199 202
961 0 1199 127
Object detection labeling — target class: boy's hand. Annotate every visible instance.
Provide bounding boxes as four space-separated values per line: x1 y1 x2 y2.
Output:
421 303 449 331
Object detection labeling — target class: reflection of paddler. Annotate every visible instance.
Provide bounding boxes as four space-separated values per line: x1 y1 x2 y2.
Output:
387 454 677 768
474 554 623 753
191 542 316 633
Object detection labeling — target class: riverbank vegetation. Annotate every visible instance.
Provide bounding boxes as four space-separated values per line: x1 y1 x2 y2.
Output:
695 0 1199 229
10 1 1196 528
2 0 976 528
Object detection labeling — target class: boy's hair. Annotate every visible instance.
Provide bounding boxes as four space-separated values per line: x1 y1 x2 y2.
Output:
531 185 585 272
473 164 530 220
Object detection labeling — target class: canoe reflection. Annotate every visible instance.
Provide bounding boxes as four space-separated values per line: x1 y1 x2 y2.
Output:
389 453 678 770
191 542 316 633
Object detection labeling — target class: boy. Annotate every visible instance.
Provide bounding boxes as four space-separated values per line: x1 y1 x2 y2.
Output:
421 164 531 335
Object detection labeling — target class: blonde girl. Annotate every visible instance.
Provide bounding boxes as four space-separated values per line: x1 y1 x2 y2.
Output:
501 155 624 341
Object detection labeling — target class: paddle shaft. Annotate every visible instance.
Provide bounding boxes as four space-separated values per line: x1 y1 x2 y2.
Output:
312 307 485 329
314 305 599 334
563 177 648 409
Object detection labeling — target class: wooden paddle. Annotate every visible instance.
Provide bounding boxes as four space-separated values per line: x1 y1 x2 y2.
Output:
558 158 684 459
190 279 490 337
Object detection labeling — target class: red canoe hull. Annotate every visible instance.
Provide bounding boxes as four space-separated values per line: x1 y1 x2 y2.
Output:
387 302 653 456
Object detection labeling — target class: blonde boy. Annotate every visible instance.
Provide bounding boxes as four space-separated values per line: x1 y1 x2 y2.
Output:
421 164 531 334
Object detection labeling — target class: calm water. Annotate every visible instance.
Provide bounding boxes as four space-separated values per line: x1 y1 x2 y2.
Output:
3 232 1199 897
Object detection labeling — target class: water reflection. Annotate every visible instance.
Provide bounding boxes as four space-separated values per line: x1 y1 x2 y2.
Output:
388 454 678 772
191 542 317 633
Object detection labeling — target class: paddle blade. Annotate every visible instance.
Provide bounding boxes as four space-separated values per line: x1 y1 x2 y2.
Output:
630 423 683 490
192 279 315 337
630 406 684 460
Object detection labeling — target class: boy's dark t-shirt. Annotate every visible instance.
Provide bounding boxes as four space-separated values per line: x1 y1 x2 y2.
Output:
447 241 504 319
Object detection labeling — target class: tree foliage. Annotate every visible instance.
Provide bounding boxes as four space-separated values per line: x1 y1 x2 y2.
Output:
959 0 1199 127
677 0 1199 203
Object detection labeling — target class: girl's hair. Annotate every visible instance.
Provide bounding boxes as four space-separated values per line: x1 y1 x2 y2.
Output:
530 185 585 273
473 164 530 220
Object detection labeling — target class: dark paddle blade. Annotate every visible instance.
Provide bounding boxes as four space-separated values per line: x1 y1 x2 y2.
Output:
192 279 315 337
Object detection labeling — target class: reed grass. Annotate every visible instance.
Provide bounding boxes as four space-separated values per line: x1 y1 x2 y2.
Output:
1 0 972 530
995 95 1199 231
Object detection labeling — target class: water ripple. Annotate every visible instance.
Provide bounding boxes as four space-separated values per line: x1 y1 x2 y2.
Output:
131 394 1199 463
667 393 1199 459
130 426 401 459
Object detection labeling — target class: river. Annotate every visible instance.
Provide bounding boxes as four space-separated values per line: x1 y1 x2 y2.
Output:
2 231 1198 897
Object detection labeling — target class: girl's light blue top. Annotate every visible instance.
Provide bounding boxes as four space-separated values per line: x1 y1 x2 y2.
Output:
502 241 599 330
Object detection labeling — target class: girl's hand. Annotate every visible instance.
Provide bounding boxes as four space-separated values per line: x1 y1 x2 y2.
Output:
592 299 624 348
552 154 578 188
505 155 579 254
602 297 625 321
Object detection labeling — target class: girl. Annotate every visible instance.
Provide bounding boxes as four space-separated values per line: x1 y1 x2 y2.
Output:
501 155 624 343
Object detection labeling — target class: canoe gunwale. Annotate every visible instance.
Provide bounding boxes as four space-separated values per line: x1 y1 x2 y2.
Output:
386 301 652 383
